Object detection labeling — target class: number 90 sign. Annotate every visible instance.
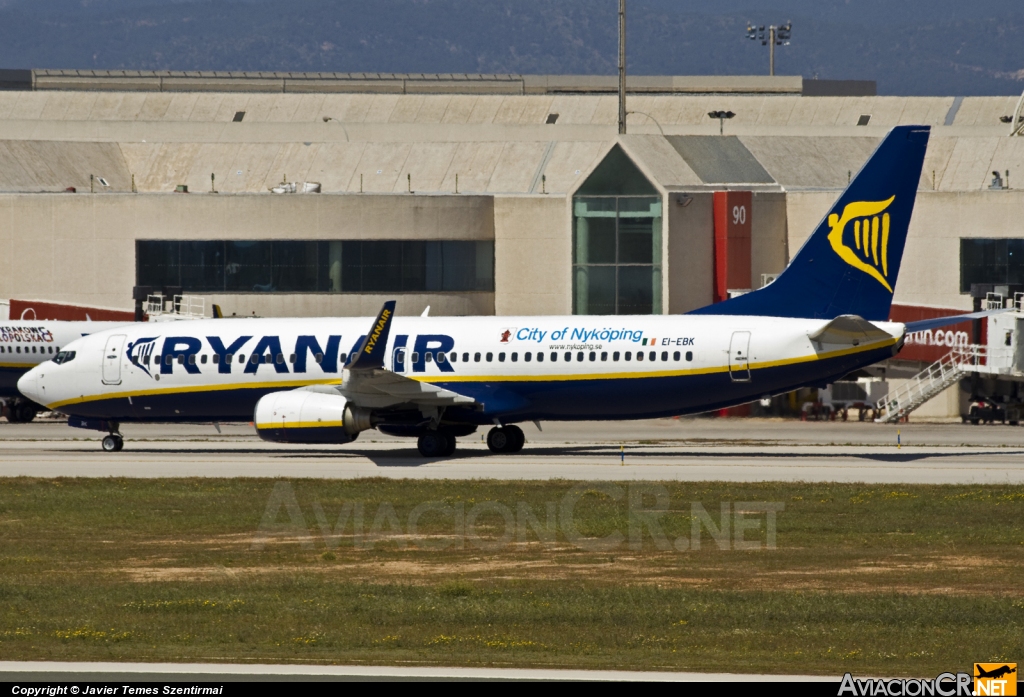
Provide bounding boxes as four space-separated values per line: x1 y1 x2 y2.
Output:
732 205 747 225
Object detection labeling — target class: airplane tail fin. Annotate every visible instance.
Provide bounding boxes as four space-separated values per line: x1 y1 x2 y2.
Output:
691 125 930 321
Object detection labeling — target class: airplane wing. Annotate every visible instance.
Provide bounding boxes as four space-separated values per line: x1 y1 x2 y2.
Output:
327 300 479 410
903 308 1004 333
808 314 895 346
336 368 477 409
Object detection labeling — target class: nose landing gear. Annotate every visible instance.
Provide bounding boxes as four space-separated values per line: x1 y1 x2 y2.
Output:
101 433 124 452
100 422 124 452
487 425 524 454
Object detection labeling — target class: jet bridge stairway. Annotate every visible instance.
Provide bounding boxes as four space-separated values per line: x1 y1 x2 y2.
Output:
874 345 986 423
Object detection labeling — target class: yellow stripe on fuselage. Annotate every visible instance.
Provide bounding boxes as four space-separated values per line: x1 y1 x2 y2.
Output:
0 362 36 369
45 336 897 411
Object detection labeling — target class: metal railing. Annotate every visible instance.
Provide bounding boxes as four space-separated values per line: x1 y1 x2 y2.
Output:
875 345 988 423
984 292 1024 311
145 294 207 320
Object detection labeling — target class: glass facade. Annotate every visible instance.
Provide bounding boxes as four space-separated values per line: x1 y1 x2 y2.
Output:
137 240 494 293
960 239 1024 292
572 196 662 314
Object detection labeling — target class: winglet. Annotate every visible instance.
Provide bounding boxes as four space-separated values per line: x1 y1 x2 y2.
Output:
212 304 224 319
346 301 397 371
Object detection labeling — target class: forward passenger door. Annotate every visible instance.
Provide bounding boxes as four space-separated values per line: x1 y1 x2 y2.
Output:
101 335 126 385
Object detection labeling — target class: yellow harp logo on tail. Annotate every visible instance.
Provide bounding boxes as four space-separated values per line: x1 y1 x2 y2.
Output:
827 196 896 292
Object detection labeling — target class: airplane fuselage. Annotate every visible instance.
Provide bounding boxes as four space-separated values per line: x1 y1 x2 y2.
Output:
24 314 904 425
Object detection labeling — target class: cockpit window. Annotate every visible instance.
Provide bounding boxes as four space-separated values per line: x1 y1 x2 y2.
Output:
53 350 76 365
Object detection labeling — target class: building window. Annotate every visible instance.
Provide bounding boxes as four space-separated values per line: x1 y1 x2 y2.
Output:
572 197 662 314
960 239 1024 293
136 240 494 294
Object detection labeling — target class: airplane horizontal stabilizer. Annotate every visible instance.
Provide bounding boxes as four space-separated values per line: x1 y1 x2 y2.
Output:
808 314 894 346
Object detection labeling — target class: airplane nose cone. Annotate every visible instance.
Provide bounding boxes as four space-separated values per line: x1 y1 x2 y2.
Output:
17 366 44 404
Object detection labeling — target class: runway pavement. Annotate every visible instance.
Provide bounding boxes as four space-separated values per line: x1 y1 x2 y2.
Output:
0 660 835 682
2 417 1022 484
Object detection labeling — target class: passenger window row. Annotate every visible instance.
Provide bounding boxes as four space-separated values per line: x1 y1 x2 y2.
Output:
1 345 56 355
395 348 695 365
141 352 345 367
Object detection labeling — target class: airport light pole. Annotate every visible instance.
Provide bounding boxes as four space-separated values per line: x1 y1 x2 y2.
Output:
746 21 791 76
618 0 627 134
708 110 735 135
627 110 664 136
322 116 350 142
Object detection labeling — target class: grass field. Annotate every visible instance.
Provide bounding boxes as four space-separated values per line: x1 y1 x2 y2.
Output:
0 477 1021 675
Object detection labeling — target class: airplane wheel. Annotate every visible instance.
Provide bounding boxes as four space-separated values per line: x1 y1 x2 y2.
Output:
441 433 457 456
15 402 38 423
417 431 448 458
5 401 38 423
486 427 510 453
102 435 124 452
505 425 525 453
486 426 524 454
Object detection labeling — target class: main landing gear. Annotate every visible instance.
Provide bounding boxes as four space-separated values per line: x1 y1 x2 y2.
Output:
486 425 524 454
3 398 40 423
417 430 458 458
415 425 526 457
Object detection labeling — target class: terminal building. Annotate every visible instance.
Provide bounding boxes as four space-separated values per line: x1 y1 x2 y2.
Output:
2 71 1024 417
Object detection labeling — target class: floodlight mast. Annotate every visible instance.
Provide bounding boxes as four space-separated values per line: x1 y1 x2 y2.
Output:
746 21 791 76
707 110 735 135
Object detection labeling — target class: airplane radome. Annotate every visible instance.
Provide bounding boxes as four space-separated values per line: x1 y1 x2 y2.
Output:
16 125 982 456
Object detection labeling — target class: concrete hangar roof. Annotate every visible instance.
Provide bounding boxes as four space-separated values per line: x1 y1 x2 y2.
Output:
0 73 1021 196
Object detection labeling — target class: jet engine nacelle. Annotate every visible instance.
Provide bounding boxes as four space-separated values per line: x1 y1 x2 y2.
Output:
254 390 373 444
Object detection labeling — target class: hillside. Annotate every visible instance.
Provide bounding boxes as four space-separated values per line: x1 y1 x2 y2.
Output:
0 0 1021 96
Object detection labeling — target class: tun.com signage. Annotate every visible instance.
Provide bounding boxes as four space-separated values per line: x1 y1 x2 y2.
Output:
890 304 978 363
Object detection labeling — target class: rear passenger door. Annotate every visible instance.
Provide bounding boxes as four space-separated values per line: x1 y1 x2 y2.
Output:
728 331 751 382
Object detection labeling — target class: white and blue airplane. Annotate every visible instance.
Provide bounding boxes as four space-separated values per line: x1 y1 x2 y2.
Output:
16 125 987 455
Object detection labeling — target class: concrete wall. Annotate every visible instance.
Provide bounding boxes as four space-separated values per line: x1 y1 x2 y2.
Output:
750 192 789 288
663 191 784 314
0 92 978 129
493 195 569 316
667 192 714 314
884 380 961 419
0 192 496 317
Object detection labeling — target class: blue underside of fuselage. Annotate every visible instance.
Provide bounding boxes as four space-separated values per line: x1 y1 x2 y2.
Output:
0 366 29 398
57 344 895 426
